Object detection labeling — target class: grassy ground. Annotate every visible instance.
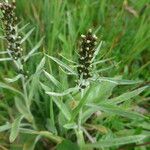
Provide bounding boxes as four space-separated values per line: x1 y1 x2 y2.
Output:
0 0 150 150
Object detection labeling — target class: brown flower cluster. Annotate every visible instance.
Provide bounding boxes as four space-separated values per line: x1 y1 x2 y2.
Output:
77 29 98 89
0 1 22 60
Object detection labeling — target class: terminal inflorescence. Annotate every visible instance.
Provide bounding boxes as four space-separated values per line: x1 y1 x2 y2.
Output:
77 29 98 89
0 0 23 60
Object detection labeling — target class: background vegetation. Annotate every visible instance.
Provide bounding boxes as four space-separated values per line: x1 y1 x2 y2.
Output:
0 0 149 150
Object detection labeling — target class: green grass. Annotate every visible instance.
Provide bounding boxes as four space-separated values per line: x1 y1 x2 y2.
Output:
0 0 150 150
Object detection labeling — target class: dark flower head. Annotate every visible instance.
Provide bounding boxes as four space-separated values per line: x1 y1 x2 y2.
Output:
0 0 23 60
77 29 98 89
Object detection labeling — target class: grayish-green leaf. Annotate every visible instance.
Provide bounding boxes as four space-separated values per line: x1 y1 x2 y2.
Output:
36 57 45 73
84 135 147 148
52 97 71 121
18 23 30 32
0 51 8 55
0 58 12 62
85 82 116 103
24 37 44 61
71 87 92 121
15 97 33 122
109 86 148 104
46 87 79 97
94 65 114 73
0 123 11 132
9 115 24 143
28 75 39 103
20 128 63 143
92 41 103 62
59 54 77 64
21 28 35 44
59 66 77 75
92 57 114 65
40 82 51 92
63 122 77 129
5 74 22 83
81 108 100 123
46 55 77 75
0 82 23 96
97 77 142 85
87 103 146 120
43 70 61 88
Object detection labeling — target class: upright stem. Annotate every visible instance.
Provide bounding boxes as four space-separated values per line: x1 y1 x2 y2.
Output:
21 76 28 106
76 89 85 149
21 74 38 130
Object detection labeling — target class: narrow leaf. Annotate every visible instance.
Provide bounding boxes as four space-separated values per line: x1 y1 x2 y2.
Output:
9 115 24 143
18 23 30 32
98 77 142 85
36 57 45 73
63 122 78 129
43 70 61 88
46 87 79 97
94 65 114 73
0 123 11 132
84 135 147 148
92 41 103 61
87 103 146 120
81 108 99 123
0 51 8 55
46 55 77 75
52 97 71 121
109 86 148 104
92 57 114 65
59 54 77 64
21 28 35 44
23 136 41 150
15 97 33 122
40 82 51 92
24 37 44 61
20 129 63 144
0 58 12 62
0 82 23 96
71 87 91 121
5 74 22 83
